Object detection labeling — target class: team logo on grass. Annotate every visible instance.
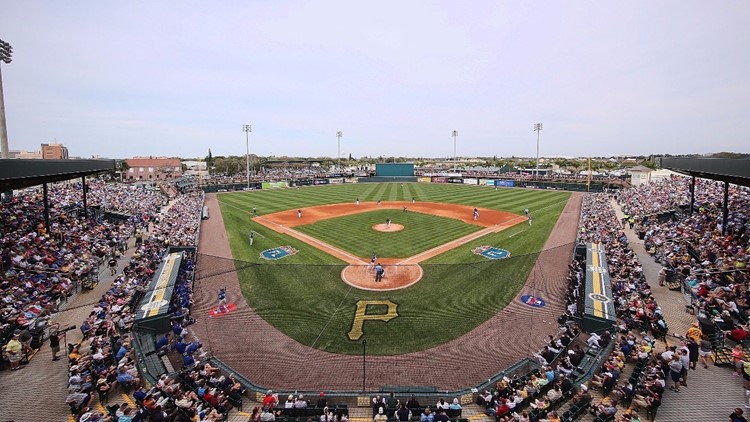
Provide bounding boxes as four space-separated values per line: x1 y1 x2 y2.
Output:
260 246 299 260
472 245 510 260
520 295 546 308
588 293 610 303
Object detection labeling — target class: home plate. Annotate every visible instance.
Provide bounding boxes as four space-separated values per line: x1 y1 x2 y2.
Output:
209 303 237 317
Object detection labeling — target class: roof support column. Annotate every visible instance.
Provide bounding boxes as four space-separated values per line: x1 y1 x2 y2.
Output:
722 181 729 236
81 175 88 220
689 176 695 215
42 182 50 233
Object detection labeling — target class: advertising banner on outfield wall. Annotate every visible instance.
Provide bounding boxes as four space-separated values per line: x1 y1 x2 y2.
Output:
495 180 515 187
447 177 463 184
313 179 330 185
431 176 447 183
328 178 344 184
261 181 289 189
482 179 494 186
418 177 432 183
463 178 478 185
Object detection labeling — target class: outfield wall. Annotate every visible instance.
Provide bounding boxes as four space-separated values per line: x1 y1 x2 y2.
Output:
357 176 417 183
375 163 415 177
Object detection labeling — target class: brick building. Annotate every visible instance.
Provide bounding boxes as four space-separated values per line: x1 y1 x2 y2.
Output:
125 157 183 181
41 143 69 159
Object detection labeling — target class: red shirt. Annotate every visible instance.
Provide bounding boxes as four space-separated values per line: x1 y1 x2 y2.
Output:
496 403 510 416
262 394 277 409
731 328 748 340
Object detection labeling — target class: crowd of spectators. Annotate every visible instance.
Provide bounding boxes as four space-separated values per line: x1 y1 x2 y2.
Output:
618 177 749 339
60 185 210 421
543 192 674 421
0 182 166 359
0 178 207 421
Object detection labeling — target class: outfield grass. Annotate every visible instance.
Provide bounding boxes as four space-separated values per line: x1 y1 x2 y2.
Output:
217 183 570 355
296 209 483 258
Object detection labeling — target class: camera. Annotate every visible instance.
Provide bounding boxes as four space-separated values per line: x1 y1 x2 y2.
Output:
58 325 77 333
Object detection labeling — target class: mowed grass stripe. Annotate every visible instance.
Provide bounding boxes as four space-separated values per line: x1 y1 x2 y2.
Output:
296 210 482 258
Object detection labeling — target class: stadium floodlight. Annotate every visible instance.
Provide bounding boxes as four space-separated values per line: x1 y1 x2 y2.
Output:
336 131 343 170
243 124 252 188
0 38 12 159
452 130 458 172
534 123 543 178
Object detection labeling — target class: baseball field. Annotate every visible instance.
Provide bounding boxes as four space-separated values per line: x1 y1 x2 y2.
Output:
214 182 570 356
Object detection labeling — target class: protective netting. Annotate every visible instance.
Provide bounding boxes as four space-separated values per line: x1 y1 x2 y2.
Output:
191 243 575 392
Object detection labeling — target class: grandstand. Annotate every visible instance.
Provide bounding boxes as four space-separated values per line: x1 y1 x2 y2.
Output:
1 157 749 421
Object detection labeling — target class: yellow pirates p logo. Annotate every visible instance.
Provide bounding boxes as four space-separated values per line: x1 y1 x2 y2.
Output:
347 300 398 341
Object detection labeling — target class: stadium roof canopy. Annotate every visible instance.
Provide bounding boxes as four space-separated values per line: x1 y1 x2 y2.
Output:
0 159 116 191
658 157 750 188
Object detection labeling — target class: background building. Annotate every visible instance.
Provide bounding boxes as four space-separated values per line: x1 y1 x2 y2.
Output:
125 157 183 181
181 160 209 177
8 149 42 159
41 143 69 159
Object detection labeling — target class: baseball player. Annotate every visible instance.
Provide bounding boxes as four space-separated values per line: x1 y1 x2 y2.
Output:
297 209 302 219
377 200 381 207
249 231 254 246
370 252 377 271
473 208 479 221
356 198 360 206
218 288 228 313
524 208 529 216
375 263 384 282
253 207 257 216
386 218 391 229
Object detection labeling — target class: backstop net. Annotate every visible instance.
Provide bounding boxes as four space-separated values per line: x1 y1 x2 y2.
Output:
191 243 573 392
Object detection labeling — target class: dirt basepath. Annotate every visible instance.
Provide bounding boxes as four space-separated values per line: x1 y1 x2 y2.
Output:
195 192 583 391
255 201 525 290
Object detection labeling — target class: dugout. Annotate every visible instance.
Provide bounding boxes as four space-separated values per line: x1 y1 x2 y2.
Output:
581 243 616 333
134 252 183 333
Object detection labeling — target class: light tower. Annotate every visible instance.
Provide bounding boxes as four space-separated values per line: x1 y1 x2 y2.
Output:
534 123 543 178
243 124 252 188
336 131 342 169
452 130 458 172
0 39 13 159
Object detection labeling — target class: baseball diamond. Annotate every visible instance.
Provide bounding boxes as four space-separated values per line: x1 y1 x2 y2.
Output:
194 182 581 391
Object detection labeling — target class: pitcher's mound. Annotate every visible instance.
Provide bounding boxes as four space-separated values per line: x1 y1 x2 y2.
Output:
372 223 404 232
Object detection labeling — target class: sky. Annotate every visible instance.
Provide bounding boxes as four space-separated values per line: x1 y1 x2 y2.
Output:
1 1 749 159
